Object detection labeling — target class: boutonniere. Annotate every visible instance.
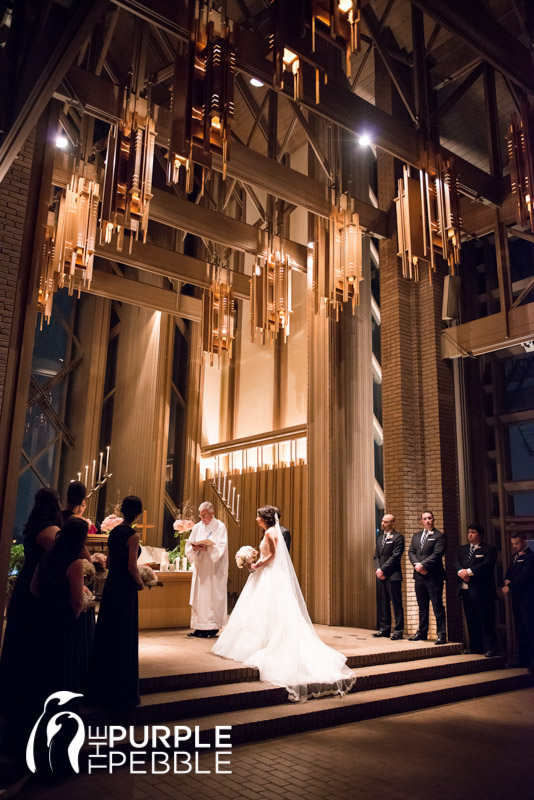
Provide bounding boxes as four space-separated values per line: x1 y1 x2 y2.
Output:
385 533 394 540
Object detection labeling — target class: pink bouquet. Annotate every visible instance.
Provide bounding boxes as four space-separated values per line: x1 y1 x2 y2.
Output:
91 552 108 574
235 545 258 569
100 514 123 533
173 518 195 533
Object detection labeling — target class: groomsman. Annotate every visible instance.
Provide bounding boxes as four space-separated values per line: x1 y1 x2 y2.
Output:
373 514 404 640
408 510 447 644
502 532 534 671
455 524 497 656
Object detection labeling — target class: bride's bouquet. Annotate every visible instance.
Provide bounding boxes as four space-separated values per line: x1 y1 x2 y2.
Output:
235 545 258 569
81 588 95 612
138 564 163 589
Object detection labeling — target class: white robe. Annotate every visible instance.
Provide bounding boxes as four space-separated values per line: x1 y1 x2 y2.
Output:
185 518 228 630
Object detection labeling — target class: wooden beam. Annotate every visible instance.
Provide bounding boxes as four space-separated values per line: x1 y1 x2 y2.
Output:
62 68 389 233
94 240 252 299
0 0 109 183
53 158 311 265
410 0 534 96
441 303 534 358
84 269 202 320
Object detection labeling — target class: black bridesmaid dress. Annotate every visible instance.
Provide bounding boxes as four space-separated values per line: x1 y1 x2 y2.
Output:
37 550 85 699
0 532 46 715
87 524 140 710
60 509 95 689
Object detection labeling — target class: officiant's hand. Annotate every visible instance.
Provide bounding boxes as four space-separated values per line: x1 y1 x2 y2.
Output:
192 543 206 551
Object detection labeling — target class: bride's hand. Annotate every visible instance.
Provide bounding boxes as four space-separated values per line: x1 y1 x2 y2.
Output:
250 561 261 572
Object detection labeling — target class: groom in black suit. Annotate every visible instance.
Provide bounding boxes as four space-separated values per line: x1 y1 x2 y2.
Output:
373 513 405 640
408 510 447 644
454 524 497 656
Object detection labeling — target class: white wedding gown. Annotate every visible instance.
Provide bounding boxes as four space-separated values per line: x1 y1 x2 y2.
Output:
212 525 355 702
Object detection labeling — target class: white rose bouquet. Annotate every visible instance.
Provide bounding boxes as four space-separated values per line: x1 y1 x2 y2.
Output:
139 564 163 589
235 545 258 569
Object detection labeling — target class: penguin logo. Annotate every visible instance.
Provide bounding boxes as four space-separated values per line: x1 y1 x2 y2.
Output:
26 691 85 774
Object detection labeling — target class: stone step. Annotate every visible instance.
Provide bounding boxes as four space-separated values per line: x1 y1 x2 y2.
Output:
139 640 465 695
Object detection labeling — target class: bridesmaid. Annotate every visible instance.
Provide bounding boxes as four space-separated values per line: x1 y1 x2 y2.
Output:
34 516 90 698
0 488 61 712
87 496 145 710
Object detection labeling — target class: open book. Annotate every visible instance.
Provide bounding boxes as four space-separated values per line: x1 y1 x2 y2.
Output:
192 538 216 547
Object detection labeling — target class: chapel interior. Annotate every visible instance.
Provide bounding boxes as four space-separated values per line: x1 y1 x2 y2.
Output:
0 0 533 671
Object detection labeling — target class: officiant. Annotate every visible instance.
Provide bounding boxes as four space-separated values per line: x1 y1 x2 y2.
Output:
185 502 228 639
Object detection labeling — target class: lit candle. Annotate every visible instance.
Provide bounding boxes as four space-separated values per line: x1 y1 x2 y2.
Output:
77 472 82 481
105 445 110 474
236 494 240 520
223 474 226 499
84 465 88 485
232 486 236 513
228 479 232 503
91 459 96 487
98 452 103 481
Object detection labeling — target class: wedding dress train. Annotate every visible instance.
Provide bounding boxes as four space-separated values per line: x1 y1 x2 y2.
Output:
212 524 355 702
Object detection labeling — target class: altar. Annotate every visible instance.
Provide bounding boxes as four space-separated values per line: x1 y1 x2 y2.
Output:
138 570 192 630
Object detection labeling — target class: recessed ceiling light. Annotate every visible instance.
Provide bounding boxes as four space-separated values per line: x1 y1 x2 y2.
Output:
358 133 372 147
55 134 68 149
250 78 264 88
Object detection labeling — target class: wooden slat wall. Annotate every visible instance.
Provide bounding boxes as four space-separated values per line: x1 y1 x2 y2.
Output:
201 463 307 607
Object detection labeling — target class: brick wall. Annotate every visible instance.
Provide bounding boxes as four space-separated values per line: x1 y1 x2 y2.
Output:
0 132 35 419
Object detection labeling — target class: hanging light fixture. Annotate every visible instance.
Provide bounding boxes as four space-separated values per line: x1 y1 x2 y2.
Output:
250 249 292 343
507 104 534 233
38 166 100 324
271 0 360 103
310 203 363 319
202 264 237 366
100 81 156 251
167 3 235 192
395 159 462 283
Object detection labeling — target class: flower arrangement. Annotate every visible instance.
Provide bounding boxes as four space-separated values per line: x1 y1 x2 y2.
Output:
139 564 163 589
173 518 195 533
91 551 108 578
100 514 124 532
81 590 95 612
83 560 96 585
235 546 258 569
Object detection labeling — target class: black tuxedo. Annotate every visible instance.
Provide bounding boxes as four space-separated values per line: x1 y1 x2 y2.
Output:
454 543 497 653
504 547 534 668
374 530 404 634
408 528 447 637
280 525 291 553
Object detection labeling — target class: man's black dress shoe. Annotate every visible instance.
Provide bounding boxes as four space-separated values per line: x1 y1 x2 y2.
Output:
434 637 447 645
408 632 427 641
205 630 219 638
484 650 496 658
372 631 390 638
390 632 403 640
187 631 203 638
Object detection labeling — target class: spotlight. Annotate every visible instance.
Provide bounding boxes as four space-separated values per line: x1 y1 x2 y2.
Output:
250 78 264 88
358 133 372 148
55 134 68 149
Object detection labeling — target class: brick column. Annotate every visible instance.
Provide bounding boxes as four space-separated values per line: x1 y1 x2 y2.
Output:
376 61 462 640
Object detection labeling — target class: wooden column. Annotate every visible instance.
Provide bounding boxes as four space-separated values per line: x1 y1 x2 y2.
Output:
60 295 110 495
106 274 173 546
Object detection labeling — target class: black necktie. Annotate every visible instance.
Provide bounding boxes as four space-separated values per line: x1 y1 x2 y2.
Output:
469 545 475 559
421 531 428 548
382 533 387 547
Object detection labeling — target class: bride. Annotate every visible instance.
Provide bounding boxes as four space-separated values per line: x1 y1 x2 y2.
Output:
212 505 355 702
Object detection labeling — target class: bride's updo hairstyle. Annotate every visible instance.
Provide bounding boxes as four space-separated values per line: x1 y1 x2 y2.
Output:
257 505 277 528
